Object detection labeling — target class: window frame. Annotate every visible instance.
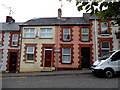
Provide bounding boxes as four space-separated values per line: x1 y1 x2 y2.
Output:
0 34 2 46
26 46 35 61
39 28 53 38
62 47 71 64
12 34 18 46
101 41 110 56
23 28 35 38
101 22 109 34
63 28 71 41
81 28 89 42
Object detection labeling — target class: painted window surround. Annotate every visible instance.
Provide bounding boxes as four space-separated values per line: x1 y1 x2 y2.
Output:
23 44 37 62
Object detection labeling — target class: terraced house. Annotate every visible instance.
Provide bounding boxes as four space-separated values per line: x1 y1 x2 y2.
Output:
0 16 22 72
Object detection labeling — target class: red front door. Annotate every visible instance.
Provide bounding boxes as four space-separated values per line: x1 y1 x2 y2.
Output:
44 50 52 67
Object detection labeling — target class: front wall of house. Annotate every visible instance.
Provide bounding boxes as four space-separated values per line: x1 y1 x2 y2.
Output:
55 26 94 70
20 26 55 72
0 31 20 72
92 20 119 60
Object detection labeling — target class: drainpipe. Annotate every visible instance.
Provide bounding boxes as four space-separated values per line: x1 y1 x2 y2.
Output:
94 19 98 61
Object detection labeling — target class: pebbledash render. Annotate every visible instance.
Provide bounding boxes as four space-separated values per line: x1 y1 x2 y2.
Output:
19 12 120 72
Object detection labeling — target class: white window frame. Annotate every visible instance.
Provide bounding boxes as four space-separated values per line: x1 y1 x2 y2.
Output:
101 41 110 56
12 34 18 46
101 22 108 34
63 28 71 41
26 46 35 61
81 28 89 41
62 47 71 63
24 28 35 38
39 28 53 38
0 34 2 46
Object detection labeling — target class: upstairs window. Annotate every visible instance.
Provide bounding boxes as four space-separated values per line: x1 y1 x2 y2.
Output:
0 34 2 46
101 22 108 34
24 28 35 38
62 47 71 63
101 41 110 56
81 28 89 41
39 28 52 38
26 46 35 61
12 34 18 46
63 28 71 41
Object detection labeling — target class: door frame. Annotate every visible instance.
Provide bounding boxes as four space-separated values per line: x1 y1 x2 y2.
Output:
7 49 19 72
43 47 53 67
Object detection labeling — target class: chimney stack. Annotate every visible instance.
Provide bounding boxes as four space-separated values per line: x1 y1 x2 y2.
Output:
6 16 15 23
58 8 62 19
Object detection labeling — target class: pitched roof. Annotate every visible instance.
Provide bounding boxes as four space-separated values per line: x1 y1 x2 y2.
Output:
0 22 22 31
22 17 90 26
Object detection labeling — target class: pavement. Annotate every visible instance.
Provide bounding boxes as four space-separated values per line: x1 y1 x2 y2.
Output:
1 69 92 77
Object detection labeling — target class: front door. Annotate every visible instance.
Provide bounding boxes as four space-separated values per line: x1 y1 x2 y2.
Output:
81 47 90 68
9 52 17 72
44 50 52 67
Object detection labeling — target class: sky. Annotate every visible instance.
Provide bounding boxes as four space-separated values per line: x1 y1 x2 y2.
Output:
0 0 86 22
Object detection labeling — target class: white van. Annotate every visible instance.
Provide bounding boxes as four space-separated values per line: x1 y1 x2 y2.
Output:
91 50 120 78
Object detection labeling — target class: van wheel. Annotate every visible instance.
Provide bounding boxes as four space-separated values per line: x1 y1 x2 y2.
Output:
104 69 114 78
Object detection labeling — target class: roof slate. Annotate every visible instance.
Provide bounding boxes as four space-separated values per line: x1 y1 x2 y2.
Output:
22 17 90 26
0 22 23 31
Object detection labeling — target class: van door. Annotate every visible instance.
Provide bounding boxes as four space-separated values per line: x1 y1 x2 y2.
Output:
110 51 120 72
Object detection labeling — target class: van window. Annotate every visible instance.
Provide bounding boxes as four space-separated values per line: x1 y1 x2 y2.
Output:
111 51 120 61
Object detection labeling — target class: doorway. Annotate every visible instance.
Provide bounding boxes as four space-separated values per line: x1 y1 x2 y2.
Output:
9 52 17 72
44 47 52 67
81 47 90 68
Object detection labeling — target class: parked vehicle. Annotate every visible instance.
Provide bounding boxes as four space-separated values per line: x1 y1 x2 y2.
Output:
91 50 120 78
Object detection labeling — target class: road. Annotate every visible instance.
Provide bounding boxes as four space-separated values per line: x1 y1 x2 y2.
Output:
2 73 120 88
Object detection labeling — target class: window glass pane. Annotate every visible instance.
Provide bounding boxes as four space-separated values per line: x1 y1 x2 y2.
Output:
64 35 70 40
47 29 52 33
12 34 18 40
63 47 70 54
101 50 109 56
62 56 71 63
27 54 34 60
30 33 35 37
12 42 18 46
82 28 88 33
102 41 109 48
24 29 29 33
63 28 70 34
30 29 35 33
27 47 34 53
0 34 2 41
82 35 89 41
24 33 29 38
101 22 108 33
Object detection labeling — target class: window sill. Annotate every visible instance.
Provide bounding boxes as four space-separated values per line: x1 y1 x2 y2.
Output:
39 37 53 39
100 34 110 36
22 37 36 39
25 61 35 63
62 62 72 64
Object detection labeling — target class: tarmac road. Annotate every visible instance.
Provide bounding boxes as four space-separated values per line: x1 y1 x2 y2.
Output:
2 73 120 88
